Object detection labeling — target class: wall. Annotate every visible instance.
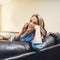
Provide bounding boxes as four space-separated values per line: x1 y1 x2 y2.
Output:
1 0 60 32
0 5 1 31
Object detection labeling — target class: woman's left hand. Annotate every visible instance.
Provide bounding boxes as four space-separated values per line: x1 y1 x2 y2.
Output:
34 25 40 31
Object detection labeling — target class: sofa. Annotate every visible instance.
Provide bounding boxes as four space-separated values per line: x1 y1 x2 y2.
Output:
0 32 60 60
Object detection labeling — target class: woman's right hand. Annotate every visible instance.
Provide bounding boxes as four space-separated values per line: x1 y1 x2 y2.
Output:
21 23 29 33
16 23 29 39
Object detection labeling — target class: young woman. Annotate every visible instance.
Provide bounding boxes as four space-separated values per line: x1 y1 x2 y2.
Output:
11 14 47 51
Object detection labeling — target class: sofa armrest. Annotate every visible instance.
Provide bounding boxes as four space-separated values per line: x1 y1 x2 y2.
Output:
4 43 60 60
0 41 33 59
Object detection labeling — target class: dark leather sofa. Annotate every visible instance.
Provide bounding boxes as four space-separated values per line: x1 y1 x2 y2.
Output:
0 33 60 60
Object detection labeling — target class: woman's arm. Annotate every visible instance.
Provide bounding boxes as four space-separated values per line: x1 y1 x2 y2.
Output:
32 25 43 51
33 25 42 43
12 23 29 41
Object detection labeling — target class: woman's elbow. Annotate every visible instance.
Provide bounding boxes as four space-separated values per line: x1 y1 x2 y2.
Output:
32 43 43 51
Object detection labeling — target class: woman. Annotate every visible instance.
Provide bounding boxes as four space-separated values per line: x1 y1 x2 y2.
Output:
11 14 47 51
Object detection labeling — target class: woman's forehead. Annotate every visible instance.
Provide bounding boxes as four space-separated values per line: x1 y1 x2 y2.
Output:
30 16 37 22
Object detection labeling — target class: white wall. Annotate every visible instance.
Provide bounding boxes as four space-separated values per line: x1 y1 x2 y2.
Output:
1 0 60 32
0 5 1 31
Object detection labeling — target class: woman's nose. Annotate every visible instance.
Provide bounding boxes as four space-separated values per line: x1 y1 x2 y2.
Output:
30 22 33 25
29 22 34 27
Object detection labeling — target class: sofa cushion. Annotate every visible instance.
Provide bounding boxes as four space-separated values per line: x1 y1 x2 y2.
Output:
42 36 55 48
50 32 60 44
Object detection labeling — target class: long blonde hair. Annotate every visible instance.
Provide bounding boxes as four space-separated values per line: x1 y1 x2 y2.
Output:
32 14 47 38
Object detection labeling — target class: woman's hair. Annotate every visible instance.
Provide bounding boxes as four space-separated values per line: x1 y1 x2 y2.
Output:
32 14 47 38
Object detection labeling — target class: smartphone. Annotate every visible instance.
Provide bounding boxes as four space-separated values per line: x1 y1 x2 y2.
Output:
26 25 28 30
24 24 28 30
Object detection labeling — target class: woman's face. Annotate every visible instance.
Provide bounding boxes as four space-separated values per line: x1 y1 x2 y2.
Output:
28 16 39 32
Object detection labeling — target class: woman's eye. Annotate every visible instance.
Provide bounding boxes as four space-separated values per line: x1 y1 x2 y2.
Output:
33 22 37 25
30 20 37 25
30 20 32 22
